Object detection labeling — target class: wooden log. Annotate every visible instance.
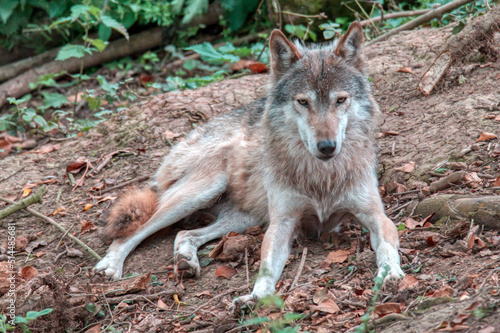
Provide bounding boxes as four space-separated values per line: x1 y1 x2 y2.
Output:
417 50 452 96
0 27 163 108
412 195 500 230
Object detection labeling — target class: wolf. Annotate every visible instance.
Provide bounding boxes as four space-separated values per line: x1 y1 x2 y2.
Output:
94 21 405 304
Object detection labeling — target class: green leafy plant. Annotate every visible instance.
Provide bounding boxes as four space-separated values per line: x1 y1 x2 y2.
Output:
1 95 58 135
355 266 389 333
240 295 306 333
0 308 54 333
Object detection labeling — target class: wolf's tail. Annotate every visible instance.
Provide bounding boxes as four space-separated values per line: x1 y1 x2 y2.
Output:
101 188 158 242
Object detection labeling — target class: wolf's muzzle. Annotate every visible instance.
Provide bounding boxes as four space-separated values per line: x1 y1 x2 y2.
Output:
317 140 336 160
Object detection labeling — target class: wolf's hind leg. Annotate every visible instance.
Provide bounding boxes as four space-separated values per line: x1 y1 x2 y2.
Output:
94 172 228 280
174 204 260 278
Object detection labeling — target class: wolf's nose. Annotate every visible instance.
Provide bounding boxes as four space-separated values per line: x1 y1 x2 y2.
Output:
317 140 336 155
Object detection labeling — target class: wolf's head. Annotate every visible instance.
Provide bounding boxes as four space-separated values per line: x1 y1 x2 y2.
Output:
266 22 376 161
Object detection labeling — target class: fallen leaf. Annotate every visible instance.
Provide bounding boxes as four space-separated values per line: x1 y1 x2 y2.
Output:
396 66 414 74
324 249 350 264
15 235 29 251
20 266 39 281
215 265 237 279
404 217 423 229
313 288 329 304
91 272 151 296
493 177 500 187
84 325 101 333
374 302 401 316
384 130 400 136
197 290 212 298
139 73 154 84
163 130 182 142
83 203 93 211
432 285 454 298
21 188 32 198
81 220 97 234
248 62 268 73
66 246 83 257
476 132 497 142
310 299 340 314
427 235 438 247
66 159 88 173
395 161 415 173
157 299 168 310
495 116 500 122
0 134 21 158
98 195 117 203
52 206 66 216
399 275 419 291
478 326 496 333
35 251 46 258
34 143 60 154
26 240 47 253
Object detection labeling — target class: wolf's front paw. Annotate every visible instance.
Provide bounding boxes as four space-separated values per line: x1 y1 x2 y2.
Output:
94 253 124 280
230 294 257 313
174 252 201 279
377 261 405 282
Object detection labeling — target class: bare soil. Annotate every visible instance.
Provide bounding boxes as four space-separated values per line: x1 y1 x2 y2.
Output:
1 26 499 333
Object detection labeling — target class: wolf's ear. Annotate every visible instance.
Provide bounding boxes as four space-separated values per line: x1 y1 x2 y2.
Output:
335 21 364 70
270 30 301 78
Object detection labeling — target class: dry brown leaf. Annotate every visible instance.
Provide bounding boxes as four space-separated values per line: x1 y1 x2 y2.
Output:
20 266 39 281
324 249 350 264
34 143 60 154
476 132 497 142
81 220 97 234
395 161 415 173
157 299 169 310
404 217 423 229
66 245 83 257
248 62 268 74
374 302 401 316
52 206 66 216
384 130 400 136
21 188 32 198
163 130 182 142
98 195 117 203
478 326 496 333
427 235 438 247
26 240 47 253
432 285 454 298
313 288 329 304
66 159 88 173
493 177 500 187
397 66 414 74
15 235 29 251
84 324 101 333
399 275 419 291
495 116 500 122
91 272 151 296
215 265 237 279
310 299 340 314
83 203 93 211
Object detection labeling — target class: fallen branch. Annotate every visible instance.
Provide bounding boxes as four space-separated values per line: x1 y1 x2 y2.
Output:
104 289 179 304
0 48 60 83
367 0 476 45
0 195 101 260
0 27 163 108
359 9 430 27
0 185 47 220
411 195 500 230
429 171 466 192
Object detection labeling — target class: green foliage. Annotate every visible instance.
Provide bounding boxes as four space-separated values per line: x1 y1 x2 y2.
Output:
241 295 306 333
1 95 57 135
0 308 55 333
285 24 317 41
186 42 240 64
221 0 261 31
355 266 389 333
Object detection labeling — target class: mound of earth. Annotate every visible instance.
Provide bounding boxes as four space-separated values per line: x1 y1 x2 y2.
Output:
0 26 499 332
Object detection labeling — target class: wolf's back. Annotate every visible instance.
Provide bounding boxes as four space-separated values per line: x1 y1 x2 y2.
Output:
101 188 158 242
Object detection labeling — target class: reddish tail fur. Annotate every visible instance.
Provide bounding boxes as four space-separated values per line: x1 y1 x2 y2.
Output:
101 188 158 242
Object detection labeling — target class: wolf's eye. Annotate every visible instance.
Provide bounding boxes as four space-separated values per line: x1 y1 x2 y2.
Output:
336 97 346 105
297 99 309 107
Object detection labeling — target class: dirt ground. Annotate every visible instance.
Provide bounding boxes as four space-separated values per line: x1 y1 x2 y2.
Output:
0 26 499 333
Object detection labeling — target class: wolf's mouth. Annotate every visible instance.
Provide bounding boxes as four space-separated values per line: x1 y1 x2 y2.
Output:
317 155 334 161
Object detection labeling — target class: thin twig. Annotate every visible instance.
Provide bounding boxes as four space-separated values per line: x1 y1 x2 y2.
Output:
290 247 308 291
358 9 430 27
190 285 248 315
368 0 476 45
0 166 25 183
245 248 250 287
0 196 101 260
72 160 91 191
101 175 150 194
281 11 328 19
